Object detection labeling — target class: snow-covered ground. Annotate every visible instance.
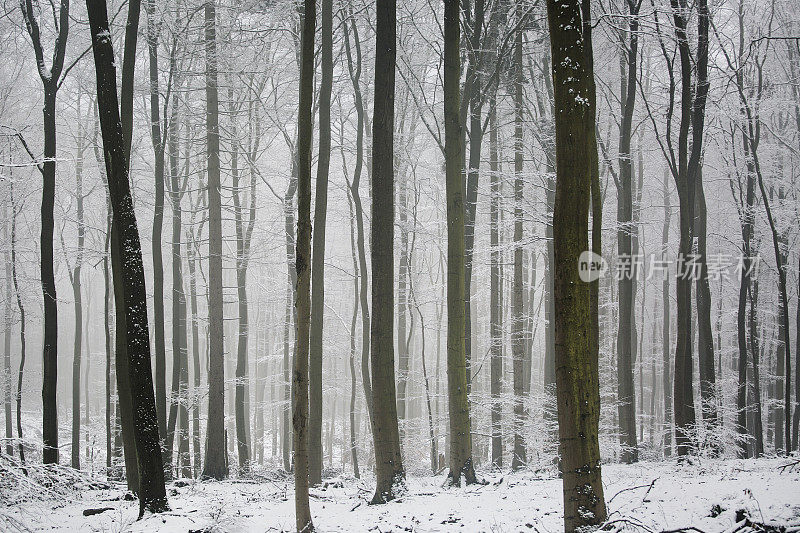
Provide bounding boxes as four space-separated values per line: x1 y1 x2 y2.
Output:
2 458 799 532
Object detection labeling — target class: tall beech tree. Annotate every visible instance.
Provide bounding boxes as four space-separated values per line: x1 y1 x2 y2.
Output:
614 0 641 464
19 0 69 466
293 0 315 527
309 0 334 485
546 0 607 527
202 0 227 480
144 0 168 448
444 0 477 486
370 0 406 503
85 0 168 515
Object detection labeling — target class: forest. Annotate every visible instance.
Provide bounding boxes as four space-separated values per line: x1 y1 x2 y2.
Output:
0 0 799 530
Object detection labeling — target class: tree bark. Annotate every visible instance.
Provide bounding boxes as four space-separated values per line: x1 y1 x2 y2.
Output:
546 0 608 527
444 0 477 486
370 0 406 503
293 0 316 528
202 0 227 480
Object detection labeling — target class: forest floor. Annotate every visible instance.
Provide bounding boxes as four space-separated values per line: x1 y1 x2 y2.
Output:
2 456 799 532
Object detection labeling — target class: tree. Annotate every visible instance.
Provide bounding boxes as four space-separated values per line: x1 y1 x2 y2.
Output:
343 10 374 427
85 0 169 514
671 0 709 457
144 0 168 451
202 0 227 480
309 0 334 485
9 182 28 467
546 0 607 527
293 0 316 528
444 0 477 487
370 0 406 504
19 0 69 466
511 3 526 470
614 0 641 464
489 90 502 469
68 101 87 469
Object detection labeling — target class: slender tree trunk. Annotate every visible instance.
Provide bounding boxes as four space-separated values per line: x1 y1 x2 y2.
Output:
370 0 405 503
10 184 28 467
615 1 640 463
489 94 502 469
293 0 315 528
546 0 608 527
145 0 168 453
511 13 526 470
202 0 227 480
695 166 718 445
4 191 12 458
748 278 764 456
662 172 673 457
308 0 333 485
343 14 373 426
346 190 361 479
71 117 86 470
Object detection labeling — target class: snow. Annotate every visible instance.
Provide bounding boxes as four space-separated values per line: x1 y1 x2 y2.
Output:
2 458 799 532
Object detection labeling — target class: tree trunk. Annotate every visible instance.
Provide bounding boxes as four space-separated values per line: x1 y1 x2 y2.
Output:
343 13 374 427
511 13 526 470
202 0 227 480
4 183 13 457
71 116 86 470
10 184 28 467
444 0 476 487
308 0 333 485
370 0 405 503
662 171 673 457
546 0 608 527
615 1 640 463
145 0 168 454
489 94 502 469
346 190 361 479
86 0 168 514
695 166 718 445
293 0 315 528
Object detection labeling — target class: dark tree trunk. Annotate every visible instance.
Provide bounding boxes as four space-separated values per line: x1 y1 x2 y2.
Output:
370 0 405 503
86 0 168 514
670 0 709 457
19 0 69 465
